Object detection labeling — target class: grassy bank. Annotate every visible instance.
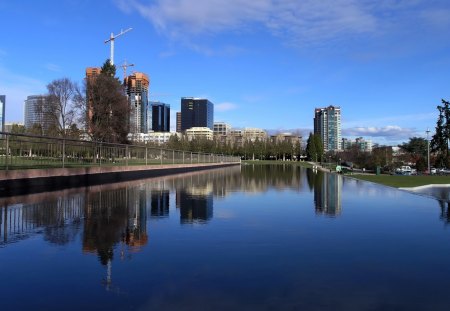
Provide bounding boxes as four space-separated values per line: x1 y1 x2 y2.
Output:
242 160 313 168
351 174 450 188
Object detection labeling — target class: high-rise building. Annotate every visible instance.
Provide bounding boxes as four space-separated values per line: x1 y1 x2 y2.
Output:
125 72 149 134
0 95 5 133
314 105 342 152
176 112 182 133
85 67 101 133
24 95 55 133
150 101 170 132
180 97 213 131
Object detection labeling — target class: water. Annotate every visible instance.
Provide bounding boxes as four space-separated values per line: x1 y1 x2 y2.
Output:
1 164 450 311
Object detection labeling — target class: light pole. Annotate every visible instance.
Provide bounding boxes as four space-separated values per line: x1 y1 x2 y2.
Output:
426 128 430 174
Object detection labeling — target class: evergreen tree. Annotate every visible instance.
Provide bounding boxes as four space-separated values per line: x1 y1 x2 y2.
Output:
306 133 317 161
100 59 116 77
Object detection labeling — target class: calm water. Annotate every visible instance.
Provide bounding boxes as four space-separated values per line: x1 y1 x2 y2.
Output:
1 165 450 311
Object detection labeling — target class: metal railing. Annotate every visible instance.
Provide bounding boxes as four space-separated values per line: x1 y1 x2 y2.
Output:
0 132 241 170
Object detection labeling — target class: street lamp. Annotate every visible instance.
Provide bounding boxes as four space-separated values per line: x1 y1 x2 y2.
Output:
426 128 430 174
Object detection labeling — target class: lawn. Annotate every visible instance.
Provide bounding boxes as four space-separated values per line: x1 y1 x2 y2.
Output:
350 174 450 188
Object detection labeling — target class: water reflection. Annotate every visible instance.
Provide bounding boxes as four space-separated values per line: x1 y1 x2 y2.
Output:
3 165 450 310
1 165 348 249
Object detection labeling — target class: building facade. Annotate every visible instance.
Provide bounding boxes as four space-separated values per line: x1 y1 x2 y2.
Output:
214 122 231 136
125 72 149 134
185 127 214 141
180 98 213 131
176 112 182 133
314 105 342 152
24 95 55 133
150 102 170 132
243 128 267 142
0 95 5 133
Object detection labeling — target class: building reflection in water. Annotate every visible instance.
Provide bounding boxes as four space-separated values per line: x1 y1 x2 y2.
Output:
307 170 342 217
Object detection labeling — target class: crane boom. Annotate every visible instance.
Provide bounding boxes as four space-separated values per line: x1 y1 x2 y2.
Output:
104 27 133 65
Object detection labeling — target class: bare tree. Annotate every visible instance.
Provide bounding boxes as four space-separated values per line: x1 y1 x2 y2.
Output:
45 78 77 137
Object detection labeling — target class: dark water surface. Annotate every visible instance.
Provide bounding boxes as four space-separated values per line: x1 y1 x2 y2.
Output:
1 165 450 311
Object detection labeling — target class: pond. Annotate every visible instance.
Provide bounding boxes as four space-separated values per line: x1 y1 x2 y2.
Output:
1 164 450 311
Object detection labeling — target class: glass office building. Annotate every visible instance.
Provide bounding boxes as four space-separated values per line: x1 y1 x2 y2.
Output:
150 102 170 132
180 98 214 131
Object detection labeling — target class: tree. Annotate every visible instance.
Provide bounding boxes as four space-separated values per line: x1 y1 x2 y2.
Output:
313 134 324 162
78 60 130 143
398 137 427 164
45 78 78 137
306 133 317 161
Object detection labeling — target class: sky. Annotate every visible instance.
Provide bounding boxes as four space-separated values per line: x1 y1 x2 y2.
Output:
1 0 449 145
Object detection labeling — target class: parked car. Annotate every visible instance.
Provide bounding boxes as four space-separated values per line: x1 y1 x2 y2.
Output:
430 168 437 175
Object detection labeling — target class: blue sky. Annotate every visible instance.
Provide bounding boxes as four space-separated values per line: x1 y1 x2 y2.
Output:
1 0 449 145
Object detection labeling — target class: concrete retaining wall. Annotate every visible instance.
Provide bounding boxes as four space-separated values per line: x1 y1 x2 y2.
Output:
0 163 240 197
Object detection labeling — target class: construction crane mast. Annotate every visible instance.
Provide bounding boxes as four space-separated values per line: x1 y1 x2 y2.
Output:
119 60 135 81
104 28 132 66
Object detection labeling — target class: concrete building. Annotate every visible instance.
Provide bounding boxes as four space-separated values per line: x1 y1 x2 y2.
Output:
185 127 214 141
181 98 214 131
214 122 231 136
125 72 149 134
149 102 170 132
0 95 5 133
243 128 267 142
314 105 342 152
128 131 179 145
4 122 24 133
271 132 302 146
341 137 373 152
24 95 55 133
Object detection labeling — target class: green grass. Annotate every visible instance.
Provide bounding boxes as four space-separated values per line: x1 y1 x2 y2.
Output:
242 160 313 168
350 174 450 188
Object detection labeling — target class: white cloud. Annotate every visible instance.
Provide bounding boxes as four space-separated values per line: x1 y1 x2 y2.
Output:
343 125 418 139
215 102 238 112
45 63 61 72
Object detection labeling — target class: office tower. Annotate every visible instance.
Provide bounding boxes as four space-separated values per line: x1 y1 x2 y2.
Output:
176 112 182 133
24 95 55 134
150 101 170 132
124 72 149 134
180 97 213 131
314 105 342 152
0 95 5 133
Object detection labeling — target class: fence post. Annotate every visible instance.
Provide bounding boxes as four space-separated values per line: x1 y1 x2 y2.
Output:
145 147 148 165
160 149 163 165
62 138 66 168
5 133 9 170
99 143 102 166
126 145 129 167
183 151 185 164
191 152 193 164
173 150 175 164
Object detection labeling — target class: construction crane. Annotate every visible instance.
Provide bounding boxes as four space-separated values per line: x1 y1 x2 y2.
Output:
119 60 134 81
104 28 132 66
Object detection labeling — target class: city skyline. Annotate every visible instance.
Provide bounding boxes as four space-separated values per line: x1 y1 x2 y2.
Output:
1 1 449 145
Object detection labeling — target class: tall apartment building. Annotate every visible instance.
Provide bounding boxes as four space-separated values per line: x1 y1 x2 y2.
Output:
314 105 342 152
176 112 182 133
24 95 55 133
150 101 170 132
0 95 5 133
180 97 213 131
125 72 149 134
